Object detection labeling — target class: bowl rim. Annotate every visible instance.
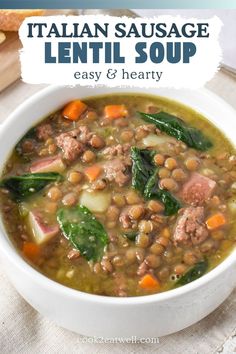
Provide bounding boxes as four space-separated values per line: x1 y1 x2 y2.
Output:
0 84 236 305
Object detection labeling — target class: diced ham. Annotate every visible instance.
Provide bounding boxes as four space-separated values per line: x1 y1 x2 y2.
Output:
28 212 59 245
30 156 65 173
36 124 53 140
173 206 209 246
103 158 131 186
181 172 216 206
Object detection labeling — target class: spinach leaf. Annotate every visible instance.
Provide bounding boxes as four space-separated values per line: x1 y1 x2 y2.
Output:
131 147 155 193
131 147 181 216
144 170 181 216
0 172 62 200
123 231 138 241
57 205 108 261
175 259 208 287
139 111 213 151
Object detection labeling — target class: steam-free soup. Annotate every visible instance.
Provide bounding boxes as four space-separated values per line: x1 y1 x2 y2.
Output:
1 94 236 296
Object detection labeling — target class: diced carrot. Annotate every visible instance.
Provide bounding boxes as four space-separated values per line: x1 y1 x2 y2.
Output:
206 213 226 230
104 105 128 120
22 242 40 262
84 165 102 182
62 100 87 121
139 274 161 290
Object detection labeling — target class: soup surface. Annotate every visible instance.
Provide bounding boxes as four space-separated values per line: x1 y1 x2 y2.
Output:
1 94 236 297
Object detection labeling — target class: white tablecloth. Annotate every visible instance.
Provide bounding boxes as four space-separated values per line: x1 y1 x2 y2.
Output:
0 70 236 353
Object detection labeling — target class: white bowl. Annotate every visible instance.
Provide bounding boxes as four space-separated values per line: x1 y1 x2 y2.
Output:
0 86 236 338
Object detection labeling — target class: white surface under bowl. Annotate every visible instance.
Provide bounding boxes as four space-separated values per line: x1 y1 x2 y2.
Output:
0 86 236 338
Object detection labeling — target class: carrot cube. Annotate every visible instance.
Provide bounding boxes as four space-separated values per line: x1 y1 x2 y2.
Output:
104 105 128 120
139 274 161 290
84 165 102 182
62 100 87 121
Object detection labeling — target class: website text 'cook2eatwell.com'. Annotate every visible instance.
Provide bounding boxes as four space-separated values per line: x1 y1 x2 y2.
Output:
0 1 236 353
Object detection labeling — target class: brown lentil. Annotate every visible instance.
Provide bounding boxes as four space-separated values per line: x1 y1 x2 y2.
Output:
90 135 105 149
136 233 150 248
121 129 134 142
150 243 164 255
174 263 187 275
47 186 62 201
158 167 171 179
67 249 81 260
172 168 187 182
125 248 137 264
156 236 169 248
135 127 148 140
145 254 161 268
93 263 102 274
68 171 83 184
147 200 164 213
160 178 178 191
112 255 124 267
86 111 97 121
126 190 141 205
138 220 153 233
106 205 120 221
154 153 165 166
128 205 145 220
101 259 113 273
136 249 145 263
158 267 170 280
62 193 77 206
183 250 198 266
185 157 200 171
82 150 95 163
200 239 215 253
165 157 177 170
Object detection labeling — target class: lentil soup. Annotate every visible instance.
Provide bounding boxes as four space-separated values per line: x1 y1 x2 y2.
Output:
1 93 236 297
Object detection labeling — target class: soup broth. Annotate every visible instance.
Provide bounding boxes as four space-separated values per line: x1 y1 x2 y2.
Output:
1 94 236 297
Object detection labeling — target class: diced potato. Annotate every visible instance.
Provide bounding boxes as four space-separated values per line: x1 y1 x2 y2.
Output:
80 190 111 213
142 134 174 147
28 211 59 244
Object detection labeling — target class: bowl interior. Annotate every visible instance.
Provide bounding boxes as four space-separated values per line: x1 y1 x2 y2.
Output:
0 85 236 303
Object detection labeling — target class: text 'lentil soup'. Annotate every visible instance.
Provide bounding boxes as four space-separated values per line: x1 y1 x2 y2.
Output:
1 94 236 297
